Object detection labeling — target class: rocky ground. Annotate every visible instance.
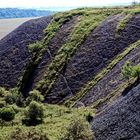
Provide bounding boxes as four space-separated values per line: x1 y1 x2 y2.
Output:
0 16 52 87
92 83 140 140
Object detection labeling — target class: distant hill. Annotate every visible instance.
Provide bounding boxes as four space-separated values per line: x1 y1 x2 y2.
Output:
0 8 54 19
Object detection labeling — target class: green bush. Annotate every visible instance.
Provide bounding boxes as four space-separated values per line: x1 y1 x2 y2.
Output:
0 87 9 97
4 94 15 105
16 94 25 107
60 119 93 140
8 128 49 140
0 101 6 108
26 90 44 105
0 87 19 105
23 101 45 126
122 61 140 82
0 107 16 122
122 61 132 82
7 104 21 113
28 41 43 52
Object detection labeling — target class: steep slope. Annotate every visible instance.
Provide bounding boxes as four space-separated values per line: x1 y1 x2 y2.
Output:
1 6 140 140
28 8 140 106
92 83 140 140
0 7 140 105
0 16 52 87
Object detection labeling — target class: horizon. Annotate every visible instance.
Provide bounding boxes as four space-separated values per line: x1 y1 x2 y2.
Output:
0 0 139 11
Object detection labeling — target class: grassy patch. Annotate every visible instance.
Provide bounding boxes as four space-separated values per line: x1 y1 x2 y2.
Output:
116 14 133 35
0 104 95 140
64 39 140 107
116 8 140 36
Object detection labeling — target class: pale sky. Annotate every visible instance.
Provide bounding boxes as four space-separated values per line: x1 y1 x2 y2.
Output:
0 0 139 8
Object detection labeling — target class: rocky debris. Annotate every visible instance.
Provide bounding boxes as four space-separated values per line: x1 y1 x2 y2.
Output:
81 41 140 111
92 83 140 140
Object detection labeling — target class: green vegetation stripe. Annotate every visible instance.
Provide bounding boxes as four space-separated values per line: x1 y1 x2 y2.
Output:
19 9 88 92
36 13 110 95
116 8 140 35
91 78 136 110
36 7 140 96
116 14 133 34
64 39 140 107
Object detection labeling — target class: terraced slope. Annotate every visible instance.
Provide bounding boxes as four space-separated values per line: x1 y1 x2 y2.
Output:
25 8 140 106
81 39 140 112
1 7 140 106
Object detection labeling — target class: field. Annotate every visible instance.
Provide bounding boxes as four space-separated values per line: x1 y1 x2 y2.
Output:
0 17 37 40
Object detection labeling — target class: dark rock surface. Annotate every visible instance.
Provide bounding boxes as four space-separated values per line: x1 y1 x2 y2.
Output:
32 16 79 88
46 14 140 104
0 16 52 87
92 83 140 140
19 16 79 94
81 41 140 111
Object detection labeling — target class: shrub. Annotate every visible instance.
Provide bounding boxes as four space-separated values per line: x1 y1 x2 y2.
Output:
26 90 44 105
60 119 93 140
131 64 140 80
2 88 19 105
0 107 16 122
122 61 132 83
4 94 15 105
122 61 140 83
16 94 25 107
28 41 43 52
0 101 6 108
23 101 45 126
7 104 20 113
9 128 49 140
0 87 9 97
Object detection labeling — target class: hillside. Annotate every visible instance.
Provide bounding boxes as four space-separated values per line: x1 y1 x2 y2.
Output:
0 8 53 19
0 6 140 139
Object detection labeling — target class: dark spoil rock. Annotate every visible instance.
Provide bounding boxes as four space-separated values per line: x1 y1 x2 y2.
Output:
0 16 52 88
91 83 140 140
46 14 140 104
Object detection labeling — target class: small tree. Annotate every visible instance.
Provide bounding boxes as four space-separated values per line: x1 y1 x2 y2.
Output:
23 101 45 126
132 64 140 82
60 119 93 140
0 87 10 98
26 90 44 105
122 61 140 83
0 107 16 125
132 0 138 5
122 61 132 83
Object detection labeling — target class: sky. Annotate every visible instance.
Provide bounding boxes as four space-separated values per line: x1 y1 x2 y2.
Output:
0 0 139 8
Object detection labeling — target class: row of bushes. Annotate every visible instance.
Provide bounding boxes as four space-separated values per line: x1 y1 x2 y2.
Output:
0 87 94 140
